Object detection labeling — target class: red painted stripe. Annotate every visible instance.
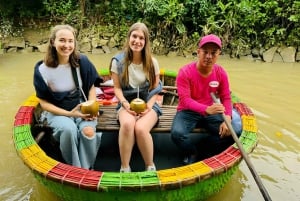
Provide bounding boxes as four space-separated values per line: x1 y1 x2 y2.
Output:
14 106 35 126
47 163 103 190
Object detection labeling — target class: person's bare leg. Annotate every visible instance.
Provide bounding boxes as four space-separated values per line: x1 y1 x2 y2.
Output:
135 110 158 169
118 109 136 171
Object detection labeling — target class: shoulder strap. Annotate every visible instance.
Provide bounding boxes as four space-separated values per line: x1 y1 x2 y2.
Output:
71 66 86 101
71 67 79 88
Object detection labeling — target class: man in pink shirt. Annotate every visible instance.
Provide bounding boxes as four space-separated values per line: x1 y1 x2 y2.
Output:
171 34 241 165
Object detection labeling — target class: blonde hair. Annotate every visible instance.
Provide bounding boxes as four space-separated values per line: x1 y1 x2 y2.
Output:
122 22 156 90
44 24 80 67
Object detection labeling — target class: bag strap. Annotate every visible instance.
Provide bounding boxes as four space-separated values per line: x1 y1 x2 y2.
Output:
71 67 79 88
71 67 85 101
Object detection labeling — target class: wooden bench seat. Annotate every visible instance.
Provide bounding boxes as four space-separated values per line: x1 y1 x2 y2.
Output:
97 105 202 133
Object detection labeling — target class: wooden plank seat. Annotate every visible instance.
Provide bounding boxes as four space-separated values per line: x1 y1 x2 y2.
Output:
96 104 203 133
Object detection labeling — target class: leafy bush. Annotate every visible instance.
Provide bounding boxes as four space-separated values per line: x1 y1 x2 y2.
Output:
0 0 299 53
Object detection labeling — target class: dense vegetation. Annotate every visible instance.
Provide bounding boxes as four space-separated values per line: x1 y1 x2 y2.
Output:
0 0 299 55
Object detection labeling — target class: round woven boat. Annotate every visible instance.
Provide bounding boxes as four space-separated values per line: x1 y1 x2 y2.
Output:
13 69 258 201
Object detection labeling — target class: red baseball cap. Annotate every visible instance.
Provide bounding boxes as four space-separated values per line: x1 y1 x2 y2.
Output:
198 34 222 49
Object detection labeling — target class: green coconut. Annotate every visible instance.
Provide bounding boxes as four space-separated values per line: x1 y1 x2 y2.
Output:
81 100 99 116
130 98 146 113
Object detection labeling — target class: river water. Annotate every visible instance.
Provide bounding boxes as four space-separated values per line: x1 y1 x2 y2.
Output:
0 52 299 201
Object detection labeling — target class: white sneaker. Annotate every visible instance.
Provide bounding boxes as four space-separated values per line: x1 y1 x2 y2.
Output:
146 164 156 171
120 166 131 173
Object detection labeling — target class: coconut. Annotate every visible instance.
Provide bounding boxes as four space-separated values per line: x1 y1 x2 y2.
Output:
130 98 146 113
80 100 99 117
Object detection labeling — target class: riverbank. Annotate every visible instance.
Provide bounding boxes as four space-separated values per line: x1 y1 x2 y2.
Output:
1 27 300 63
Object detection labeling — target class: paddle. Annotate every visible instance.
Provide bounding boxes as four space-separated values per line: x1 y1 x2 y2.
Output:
210 93 272 201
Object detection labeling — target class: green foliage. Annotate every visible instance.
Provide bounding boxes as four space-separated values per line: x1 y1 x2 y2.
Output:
143 0 185 29
183 0 216 33
285 1 300 46
0 19 13 38
89 0 143 24
142 0 186 51
0 18 23 38
1 0 300 52
43 0 73 20
0 0 44 18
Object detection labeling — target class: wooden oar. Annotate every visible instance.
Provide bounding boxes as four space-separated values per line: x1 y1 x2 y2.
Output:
210 93 272 201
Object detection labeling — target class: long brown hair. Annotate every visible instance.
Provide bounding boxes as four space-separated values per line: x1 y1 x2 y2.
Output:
122 22 156 90
44 24 80 68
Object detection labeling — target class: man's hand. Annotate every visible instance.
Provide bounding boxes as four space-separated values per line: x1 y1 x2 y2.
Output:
219 115 231 138
205 103 225 115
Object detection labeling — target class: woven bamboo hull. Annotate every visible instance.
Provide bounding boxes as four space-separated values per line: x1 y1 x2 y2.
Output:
13 69 258 201
33 164 239 201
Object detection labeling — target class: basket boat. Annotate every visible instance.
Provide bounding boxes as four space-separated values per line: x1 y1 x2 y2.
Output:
13 69 258 201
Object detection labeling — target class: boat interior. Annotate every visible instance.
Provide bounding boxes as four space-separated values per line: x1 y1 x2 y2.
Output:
32 103 235 172
31 79 236 172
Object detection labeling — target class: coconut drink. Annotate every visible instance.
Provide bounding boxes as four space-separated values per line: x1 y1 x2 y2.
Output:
130 86 146 113
130 98 146 113
80 100 99 117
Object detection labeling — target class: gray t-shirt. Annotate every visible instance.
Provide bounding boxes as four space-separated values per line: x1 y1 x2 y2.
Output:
39 63 82 92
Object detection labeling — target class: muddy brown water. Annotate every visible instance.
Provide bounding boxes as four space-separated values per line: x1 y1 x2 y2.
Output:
0 52 299 201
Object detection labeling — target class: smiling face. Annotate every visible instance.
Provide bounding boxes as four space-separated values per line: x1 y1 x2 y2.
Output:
197 43 221 69
52 29 75 64
129 29 145 53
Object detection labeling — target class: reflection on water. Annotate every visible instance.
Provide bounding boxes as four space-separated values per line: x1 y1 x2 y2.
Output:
0 52 299 201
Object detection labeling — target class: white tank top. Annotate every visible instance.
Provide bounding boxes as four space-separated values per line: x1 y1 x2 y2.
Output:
111 57 160 88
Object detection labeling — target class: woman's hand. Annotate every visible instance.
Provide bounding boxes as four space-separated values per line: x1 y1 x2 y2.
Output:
82 115 98 121
139 105 152 117
122 101 137 116
70 104 95 120
139 102 153 117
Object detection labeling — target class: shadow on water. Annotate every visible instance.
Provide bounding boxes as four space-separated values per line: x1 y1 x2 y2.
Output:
1 52 299 201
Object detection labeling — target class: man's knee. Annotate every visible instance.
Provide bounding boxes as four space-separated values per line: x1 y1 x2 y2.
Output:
171 128 184 144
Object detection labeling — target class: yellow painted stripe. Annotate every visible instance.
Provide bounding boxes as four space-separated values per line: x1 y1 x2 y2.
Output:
22 94 39 107
158 162 211 184
19 144 58 175
241 115 258 132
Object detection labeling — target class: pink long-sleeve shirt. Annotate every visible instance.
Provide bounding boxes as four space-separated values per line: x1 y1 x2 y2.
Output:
176 61 232 116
